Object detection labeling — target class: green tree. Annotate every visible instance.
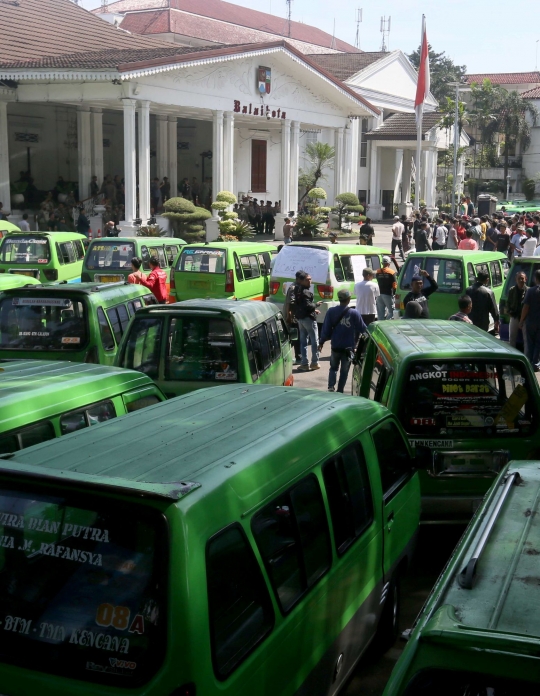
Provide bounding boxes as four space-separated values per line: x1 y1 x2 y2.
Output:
468 79 502 180
408 45 466 105
298 142 335 204
495 90 539 182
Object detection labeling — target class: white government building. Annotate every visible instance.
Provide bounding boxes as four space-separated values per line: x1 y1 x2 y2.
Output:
0 0 464 234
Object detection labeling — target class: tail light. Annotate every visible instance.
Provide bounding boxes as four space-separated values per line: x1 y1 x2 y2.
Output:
225 269 234 293
170 684 196 696
270 281 280 295
317 285 334 299
43 269 58 281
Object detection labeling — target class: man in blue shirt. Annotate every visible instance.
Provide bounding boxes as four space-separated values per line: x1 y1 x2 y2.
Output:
319 290 366 393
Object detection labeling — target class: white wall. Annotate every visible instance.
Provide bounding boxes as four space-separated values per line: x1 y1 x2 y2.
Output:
379 147 397 192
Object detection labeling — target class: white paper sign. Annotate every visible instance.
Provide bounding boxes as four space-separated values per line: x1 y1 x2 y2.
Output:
272 246 330 284
351 255 367 282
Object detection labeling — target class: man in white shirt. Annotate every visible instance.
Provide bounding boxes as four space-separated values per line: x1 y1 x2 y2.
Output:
510 226 527 259
433 218 447 250
18 213 30 231
354 267 380 325
522 229 537 257
391 215 405 261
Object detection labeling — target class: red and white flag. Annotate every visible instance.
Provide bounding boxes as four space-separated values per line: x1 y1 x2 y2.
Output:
414 17 430 124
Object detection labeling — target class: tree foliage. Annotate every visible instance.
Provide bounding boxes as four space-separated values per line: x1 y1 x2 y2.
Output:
408 44 466 105
298 142 335 204
162 197 211 241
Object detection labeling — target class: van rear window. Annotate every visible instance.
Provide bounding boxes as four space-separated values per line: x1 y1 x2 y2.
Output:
177 248 226 273
86 242 135 270
400 257 462 292
402 360 535 436
0 296 88 351
0 236 51 264
0 487 165 686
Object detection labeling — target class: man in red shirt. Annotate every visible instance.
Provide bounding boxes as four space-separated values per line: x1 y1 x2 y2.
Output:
137 257 168 303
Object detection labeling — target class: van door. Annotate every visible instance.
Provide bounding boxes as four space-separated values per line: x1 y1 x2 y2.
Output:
369 419 419 579
239 254 263 299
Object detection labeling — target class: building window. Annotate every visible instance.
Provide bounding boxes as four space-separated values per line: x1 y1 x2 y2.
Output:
251 139 267 192
360 118 368 168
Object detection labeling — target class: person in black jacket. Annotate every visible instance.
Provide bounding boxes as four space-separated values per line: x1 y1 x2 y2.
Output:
289 270 321 371
465 271 500 333
402 270 438 318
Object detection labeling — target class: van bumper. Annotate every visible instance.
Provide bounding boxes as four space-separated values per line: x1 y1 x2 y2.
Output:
421 494 485 524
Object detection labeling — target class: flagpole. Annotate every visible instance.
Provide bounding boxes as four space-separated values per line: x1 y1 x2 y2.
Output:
415 14 425 211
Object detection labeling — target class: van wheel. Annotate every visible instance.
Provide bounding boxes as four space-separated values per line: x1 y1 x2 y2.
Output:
375 576 400 653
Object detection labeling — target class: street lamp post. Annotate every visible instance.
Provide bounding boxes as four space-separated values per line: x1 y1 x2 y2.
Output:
450 82 460 218
506 175 511 201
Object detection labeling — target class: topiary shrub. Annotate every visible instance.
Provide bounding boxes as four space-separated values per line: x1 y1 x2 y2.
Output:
162 197 211 241
332 193 364 230
216 191 237 205
308 187 327 200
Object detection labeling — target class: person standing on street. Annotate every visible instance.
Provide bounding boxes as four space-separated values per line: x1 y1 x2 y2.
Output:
136 257 168 304
289 270 321 371
160 177 171 205
354 267 379 325
391 216 405 260
446 218 459 249
283 271 302 364
375 256 397 320
507 271 528 352
465 271 499 333
433 219 447 250
414 221 432 252
449 295 473 323
520 270 540 370
128 257 144 284
319 290 366 393
18 213 30 232
402 270 438 318
458 229 478 251
283 217 294 244
359 217 375 245
76 207 90 237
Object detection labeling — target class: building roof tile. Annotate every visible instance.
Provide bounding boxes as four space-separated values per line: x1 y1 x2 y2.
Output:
0 0 168 65
97 0 359 52
465 72 540 85
307 52 388 81
522 86 540 99
365 111 441 140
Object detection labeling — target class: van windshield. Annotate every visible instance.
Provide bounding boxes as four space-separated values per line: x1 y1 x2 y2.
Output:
177 248 227 273
402 360 535 437
0 295 88 351
86 242 135 270
0 236 51 264
400 257 462 293
0 486 165 686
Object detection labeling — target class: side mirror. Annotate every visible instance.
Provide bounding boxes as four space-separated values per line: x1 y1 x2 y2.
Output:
414 445 433 469
289 327 299 341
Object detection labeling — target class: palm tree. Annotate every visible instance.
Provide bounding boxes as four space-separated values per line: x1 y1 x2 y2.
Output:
469 80 500 183
298 142 335 204
495 90 539 182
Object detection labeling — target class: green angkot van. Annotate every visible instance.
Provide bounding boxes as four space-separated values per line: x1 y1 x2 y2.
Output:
396 250 508 323
115 299 295 397
0 275 40 290
0 384 421 695
172 242 278 302
0 282 156 365
0 232 87 283
383 459 540 696
352 319 540 522
0 360 165 454
268 242 399 324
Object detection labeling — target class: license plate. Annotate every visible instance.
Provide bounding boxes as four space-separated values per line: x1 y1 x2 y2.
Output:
10 269 38 278
96 275 123 283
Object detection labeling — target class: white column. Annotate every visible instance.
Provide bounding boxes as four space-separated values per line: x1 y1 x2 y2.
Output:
401 150 413 203
274 119 291 240
425 147 438 212
223 111 234 194
394 149 403 202
349 118 360 197
0 101 9 215
138 100 151 222
289 120 300 213
168 116 178 199
343 124 352 192
156 115 168 181
334 127 344 196
77 105 92 201
212 110 224 205
122 98 137 225
368 141 384 220
90 108 103 189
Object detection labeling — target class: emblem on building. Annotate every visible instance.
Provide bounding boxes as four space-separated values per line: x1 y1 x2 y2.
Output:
257 66 271 95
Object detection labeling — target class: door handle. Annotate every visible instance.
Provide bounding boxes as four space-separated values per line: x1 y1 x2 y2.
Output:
387 511 395 532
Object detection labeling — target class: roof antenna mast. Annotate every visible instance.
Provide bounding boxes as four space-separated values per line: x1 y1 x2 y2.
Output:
355 8 362 50
286 0 292 38
101 0 109 10
380 15 391 52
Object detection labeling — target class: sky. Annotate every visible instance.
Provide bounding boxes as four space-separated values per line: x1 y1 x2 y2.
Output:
80 0 540 74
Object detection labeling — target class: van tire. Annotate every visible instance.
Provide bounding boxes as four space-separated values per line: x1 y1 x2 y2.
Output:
375 576 400 653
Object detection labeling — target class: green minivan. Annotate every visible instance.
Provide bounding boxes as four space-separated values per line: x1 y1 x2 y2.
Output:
384 459 540 696
352 319 540 523
172 242 278 303
0 282 156 365
268 242 399 324
0 274 40 290
0 359 165 454
0 231 87 283
396 250 508 321
81 237 185 303
115 299 295 397
0 384 420 695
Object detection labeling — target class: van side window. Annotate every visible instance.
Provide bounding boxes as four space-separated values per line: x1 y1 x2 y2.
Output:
126 395 161 413
258 252 270 276
55 242 64 265
128 299 143 315
276 315 287 343
367 255 381 271
106 307 123 344
267 318 281 361
340 256 355 282
74 240 85 260
475 262 490 285
156 248 167 268
467 262 476 285
333 254 345 282
252 475 332 613
323 442 374 555
117 304 130 332
241 255 260 280
207 524 274 679
119 316 162 379
250 325 271 373
244 331 259 381
371 420 413 496
369 351 389 401
141 246 151 270
165 245 179 266
59 242 76 264
97 307 115 351
60 401 116 435
0 421 56 454
490 261 503 287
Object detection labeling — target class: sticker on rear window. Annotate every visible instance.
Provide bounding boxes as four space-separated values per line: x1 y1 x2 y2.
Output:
62 337 81 344
38 259 48 263
215 371 237 380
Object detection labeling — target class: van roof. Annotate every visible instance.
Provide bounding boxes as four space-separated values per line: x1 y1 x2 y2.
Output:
405 250 506 261
2 232 86 242
415 461 540 652
0 360 156 434
368 320 524 364
0 281 150 298
4 384 388 503
288 242 389 255
137 298 281 325
87 237 182 245
180 242 276 251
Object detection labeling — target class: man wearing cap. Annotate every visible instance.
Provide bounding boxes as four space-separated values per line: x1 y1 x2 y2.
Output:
465 271 500 333
402 269 439 319
319 290 366 393
375 256 397 320
391 215 405 261
354 267 379 325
